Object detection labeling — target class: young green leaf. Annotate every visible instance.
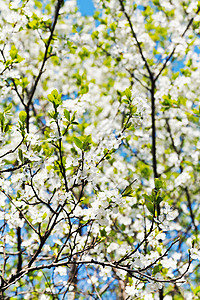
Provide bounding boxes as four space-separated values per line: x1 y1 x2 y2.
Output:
64 109 70 121
51 89 58 98
4 103 12 113
47 89 62 107
122 185 134 197
155 196 163 205
73 137 83 149
83 135 92 151
18 149 23 163
143 193 153 202
4 122 10 133
19 111 27 123
155 178 163 189
152 264 162 276
145 201 154 215
10 45 18 59
124 88 132 100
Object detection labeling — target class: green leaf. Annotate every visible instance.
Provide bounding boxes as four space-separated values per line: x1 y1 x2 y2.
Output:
47 94 54 102
48 110 57 120
21 77 30 89
79 84 89 95
9 45 24 63
4 103 12 113
155 196 163 205
122 185 134 197
51 89 58 98
145 201 154 215
82 135 92 151
121 224 126 231
4 122 10 133
73 137 83 149
130 105 137 114
18 149 23 163
124 88 132 100
64 109 70 121
194 286 200 295
100 229 107 237
110 22 117 31
155 178 163 189
27 20 39 29
152 264 162 275
71 112 76 122
143 193 153 202
0 112 4 124
47 89 62 107
10 45 18 59
42 212 47 220
19 111 27 123
16 55 24 63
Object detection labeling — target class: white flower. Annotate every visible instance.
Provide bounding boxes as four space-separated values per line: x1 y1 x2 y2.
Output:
163 203 178 221
10 0 21 9
39 295 50 300
26 133 40 145
55 266 67 276
87 275 98 285
125 285 137 296
6 211 24 228
5 11 20 23
97 214 109 226
164 296 173 300
107 242 119 253
190 248 200 260
133 95 150 114
175 172 191 187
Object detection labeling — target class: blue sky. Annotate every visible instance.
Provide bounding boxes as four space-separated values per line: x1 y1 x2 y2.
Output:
77 0 95 15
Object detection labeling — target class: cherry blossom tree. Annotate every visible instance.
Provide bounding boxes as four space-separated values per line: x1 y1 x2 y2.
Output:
0 0 200 299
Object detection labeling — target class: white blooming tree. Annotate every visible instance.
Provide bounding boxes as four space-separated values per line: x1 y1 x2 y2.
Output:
0 0 200 299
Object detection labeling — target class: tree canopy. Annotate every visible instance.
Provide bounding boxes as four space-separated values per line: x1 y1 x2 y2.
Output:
0 0 200 299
